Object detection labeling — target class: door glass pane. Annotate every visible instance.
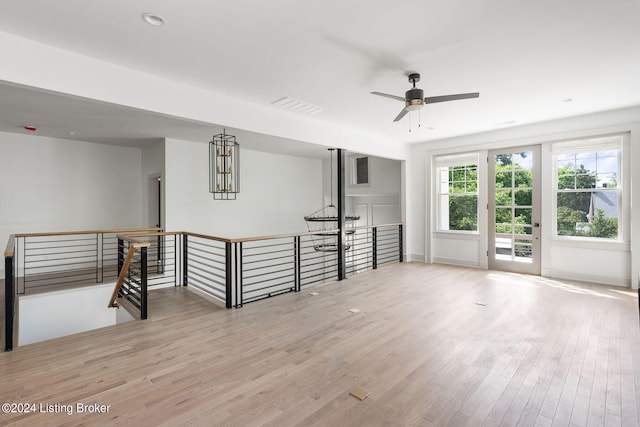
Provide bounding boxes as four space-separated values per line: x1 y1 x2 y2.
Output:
514 190 532 206
515 208 532 226
514 171 532 188
495 237 512 259
495 171 512 189
496 224 512 234
512 152 532 169
496 189 512 206
514 239 532 260
496 208 512 224
515 225 532 235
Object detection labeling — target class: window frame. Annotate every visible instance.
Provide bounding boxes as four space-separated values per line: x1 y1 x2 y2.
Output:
551 135 624 242
350 156 370 186
434 153 480 234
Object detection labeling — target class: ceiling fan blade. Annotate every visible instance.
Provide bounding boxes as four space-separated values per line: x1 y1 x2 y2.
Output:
371 91 405 102
393 107 410 122
424 92 479 104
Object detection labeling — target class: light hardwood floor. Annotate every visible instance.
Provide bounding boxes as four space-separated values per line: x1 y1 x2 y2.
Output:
1 263 639 426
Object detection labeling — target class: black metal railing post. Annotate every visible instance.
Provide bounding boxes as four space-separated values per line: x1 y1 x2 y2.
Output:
117 238 124 276
372 227 378 270
98 232 104 283
183 234 188 286
295 236 301 292
5 253 15 351
225 242 232 309
157 233 163 274
398 224 404 262
337 148 346 280
174 234 178 287
140 246 148 320
237 242 243 308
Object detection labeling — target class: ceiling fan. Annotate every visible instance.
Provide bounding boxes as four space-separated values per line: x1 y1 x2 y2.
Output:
371 73 479 122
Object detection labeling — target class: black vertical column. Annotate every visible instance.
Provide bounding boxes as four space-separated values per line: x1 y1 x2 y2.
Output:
117 238 124 276
372 227 378 270
337 148 346 280
294 236 301 292
182 234 188 286
5 255 14 351
225 242 232 308
140 247 148 320
399 224 404 263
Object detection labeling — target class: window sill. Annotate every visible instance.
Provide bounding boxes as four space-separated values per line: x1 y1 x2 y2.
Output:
550 236 630 251
433 231 481 240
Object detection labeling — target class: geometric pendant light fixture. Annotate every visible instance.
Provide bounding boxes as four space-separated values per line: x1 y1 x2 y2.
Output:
209 129 240 200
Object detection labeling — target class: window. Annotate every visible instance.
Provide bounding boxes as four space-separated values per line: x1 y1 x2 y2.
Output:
435 154 479 232
553 135 622 239
353 156 369 184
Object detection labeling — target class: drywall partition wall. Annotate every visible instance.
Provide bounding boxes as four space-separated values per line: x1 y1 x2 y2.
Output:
164 138 323 238
408 106 640 287
18 283 129 345
0 131 143 275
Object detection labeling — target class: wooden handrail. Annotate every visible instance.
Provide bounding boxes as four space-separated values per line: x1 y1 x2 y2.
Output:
108 245 138 308
226 229 341 244
183 232 231 243
4 234 15 257
345 222 404 231
15 227 163 238
120 231 185 238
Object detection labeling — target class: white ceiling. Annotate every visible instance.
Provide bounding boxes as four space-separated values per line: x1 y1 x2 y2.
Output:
0 0 639 153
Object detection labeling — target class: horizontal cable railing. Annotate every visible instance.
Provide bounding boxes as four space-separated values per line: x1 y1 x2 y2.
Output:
239 236 297 305
4 223 403 350
184 234 228 305
109 239 150 319
299 233 339 289
231 229 342 307
12 228 162 294
120 232 180 290
376 224 403 266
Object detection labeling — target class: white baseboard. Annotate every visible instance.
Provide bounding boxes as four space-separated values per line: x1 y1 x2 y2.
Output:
432 256 480 269
546 268 630 288
407 253 425 263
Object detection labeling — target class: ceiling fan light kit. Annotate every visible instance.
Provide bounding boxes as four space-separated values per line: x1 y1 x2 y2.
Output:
371 73 479 124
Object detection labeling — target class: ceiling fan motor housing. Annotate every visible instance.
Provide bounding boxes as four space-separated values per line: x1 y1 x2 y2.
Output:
405 87 424 109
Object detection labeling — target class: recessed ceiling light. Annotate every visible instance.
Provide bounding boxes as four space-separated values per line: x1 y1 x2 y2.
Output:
562 98 573 103
69 131 76 135
493 120 516 126
142 13 166 27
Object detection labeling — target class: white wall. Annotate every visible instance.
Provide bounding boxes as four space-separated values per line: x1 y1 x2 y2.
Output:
408 106 640 287
164 138 323 237
18 283 132 345
0 132 143 273
345 154 401 196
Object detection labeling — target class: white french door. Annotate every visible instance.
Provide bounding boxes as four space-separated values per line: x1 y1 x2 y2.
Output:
488 145 541 275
